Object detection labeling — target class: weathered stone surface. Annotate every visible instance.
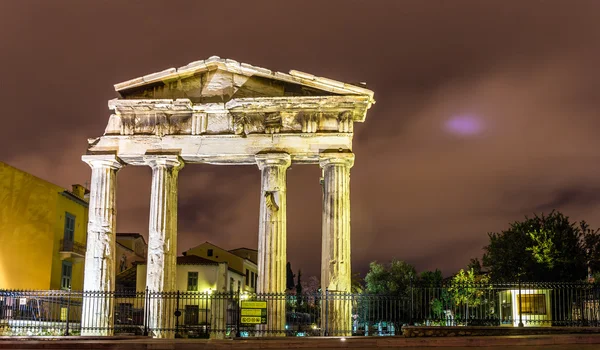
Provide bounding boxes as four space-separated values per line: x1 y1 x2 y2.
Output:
256 153 291 335
144 155 183 339
80 154 123 336
114 56 374 106
83 57 375 338
320 152 354 335
87 134 354 166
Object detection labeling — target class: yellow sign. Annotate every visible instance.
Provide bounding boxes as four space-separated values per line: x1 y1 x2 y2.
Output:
241 316 263 324
241 301 267 309
240 300 267 325
241 308 263 316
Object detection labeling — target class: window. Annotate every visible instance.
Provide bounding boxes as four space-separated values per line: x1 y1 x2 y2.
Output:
185 305 199 325
245 269 249 286
230 277 234 292
64 213 75 242
250 272 255 288
207 249 213 257
518 294 547 315
187 272 198 291
237 280 241 292
61 261 72 289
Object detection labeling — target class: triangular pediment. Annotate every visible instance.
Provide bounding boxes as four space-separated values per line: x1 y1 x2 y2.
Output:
114 56 374 104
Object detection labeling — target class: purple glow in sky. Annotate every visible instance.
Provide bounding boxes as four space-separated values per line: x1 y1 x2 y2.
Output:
445 115 484 135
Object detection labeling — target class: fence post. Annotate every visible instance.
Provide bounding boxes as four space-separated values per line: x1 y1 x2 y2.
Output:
324 288 329 336
143 287 149 336
65 287 71 336
518 280 523 327
236 285 241 338
175 290 181 337
410 274 414 325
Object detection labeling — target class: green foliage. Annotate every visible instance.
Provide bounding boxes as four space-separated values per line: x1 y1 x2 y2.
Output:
364 259 416 296
296 269 303 296
482 210 600 282
286 262 295 290
351 272 364 294
295 269 304 310
448 268 489 308
467 258 482 275
419 269 443 286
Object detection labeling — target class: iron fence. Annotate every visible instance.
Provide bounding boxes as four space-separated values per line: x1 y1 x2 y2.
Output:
1 282 599 338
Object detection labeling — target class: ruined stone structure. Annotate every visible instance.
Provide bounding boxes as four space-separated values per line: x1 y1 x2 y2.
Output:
81 56 374 337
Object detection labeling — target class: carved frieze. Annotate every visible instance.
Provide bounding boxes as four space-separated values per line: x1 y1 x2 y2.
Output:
264 112 282 134
264 191 279 211
297 112 319 133
337 111 354 133
105 98 361 137
191 113 207 135
232 113 265 135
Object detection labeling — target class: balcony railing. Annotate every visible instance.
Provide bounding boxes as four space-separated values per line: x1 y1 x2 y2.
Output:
59 239 86 257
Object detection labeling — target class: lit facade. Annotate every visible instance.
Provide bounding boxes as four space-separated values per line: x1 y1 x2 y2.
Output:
0 161 89 290
134 255 244 293
498 289 552 327
185 242 258 293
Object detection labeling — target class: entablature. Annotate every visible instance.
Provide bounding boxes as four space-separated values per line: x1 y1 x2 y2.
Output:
104 95 368 137
86 133 353 166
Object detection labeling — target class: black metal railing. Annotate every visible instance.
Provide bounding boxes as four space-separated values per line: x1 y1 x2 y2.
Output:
1 282 599 338
59 239 86 256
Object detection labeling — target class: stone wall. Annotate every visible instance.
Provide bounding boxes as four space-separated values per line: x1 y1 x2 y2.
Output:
402 326 600 337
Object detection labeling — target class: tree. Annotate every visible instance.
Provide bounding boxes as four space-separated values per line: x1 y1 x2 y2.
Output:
482 211 599 282
448 268 491 325
364 260 416 296
580 221 600 279
296 270 303 296
295 269 305 311
467 258 482 275
419 269 443 286
361 260 417 328
351 272 364 294
286 262 295 290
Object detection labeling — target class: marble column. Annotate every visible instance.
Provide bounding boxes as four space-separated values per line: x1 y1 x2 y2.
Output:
320 152 354 336
80 154 123 336
255 153 291 335
144 155 184 339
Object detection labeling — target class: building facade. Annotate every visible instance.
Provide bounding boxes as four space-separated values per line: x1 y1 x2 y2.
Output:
134 255 244 293
185 242 258 292
0 161 89 290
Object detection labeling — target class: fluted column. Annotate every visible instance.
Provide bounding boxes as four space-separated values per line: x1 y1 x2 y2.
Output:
256 152 291 335
144 155 184 339
80 154 123 336
320 152 354 336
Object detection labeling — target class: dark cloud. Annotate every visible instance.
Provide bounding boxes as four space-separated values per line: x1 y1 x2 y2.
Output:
1 0 600 278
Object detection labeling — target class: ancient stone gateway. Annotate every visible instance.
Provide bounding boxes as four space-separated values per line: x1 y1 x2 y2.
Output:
81 56 374 337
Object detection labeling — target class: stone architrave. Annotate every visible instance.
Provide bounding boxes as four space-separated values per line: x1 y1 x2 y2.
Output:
256 153 291 335
144 155 183 339
80 154 123 336
320 152 354 336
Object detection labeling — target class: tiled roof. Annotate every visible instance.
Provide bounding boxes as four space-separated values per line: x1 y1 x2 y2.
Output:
114 56 375 102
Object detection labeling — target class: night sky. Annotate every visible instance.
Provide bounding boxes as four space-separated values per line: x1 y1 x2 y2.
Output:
2 1 599 279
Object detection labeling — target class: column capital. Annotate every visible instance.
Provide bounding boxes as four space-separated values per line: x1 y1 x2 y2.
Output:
143 154 184 169
255 152 291 170
82 154 124 170
319 152 355 168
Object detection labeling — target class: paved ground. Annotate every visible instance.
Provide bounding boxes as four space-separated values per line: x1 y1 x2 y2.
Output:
2 334 600 349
